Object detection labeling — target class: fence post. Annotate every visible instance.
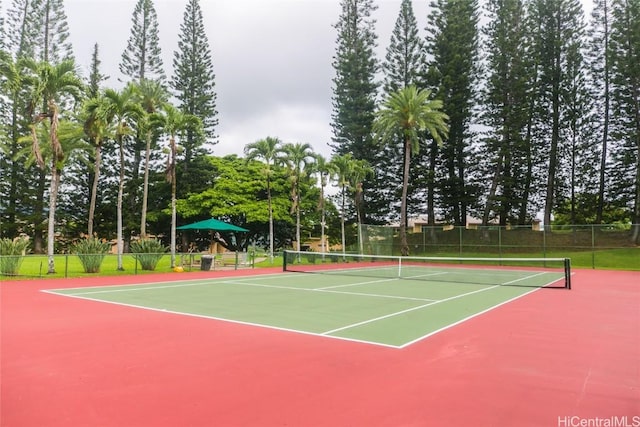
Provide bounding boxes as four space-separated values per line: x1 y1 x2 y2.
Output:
64 254 69 278
591 225 596 269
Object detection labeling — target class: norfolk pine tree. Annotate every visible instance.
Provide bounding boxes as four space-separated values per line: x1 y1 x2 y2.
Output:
32 0 74 64
0 0 5 52
330 0 379 222
172 0 218 164
120 0 166 83
425 0 480 226
480 0 534 225
528 0 586 232
609 0 640 242
586 0 614 224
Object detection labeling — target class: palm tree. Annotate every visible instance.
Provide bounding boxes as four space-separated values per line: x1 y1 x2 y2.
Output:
312 154 336 254
348 158 373 255
280 142 315 253
134 79 168 238
331 153 355 256
373 85 448 256
150 104 201 268
22 58 84 273
244 137 282 260
102 85 144 270
82 92 115 237
330 154 372 255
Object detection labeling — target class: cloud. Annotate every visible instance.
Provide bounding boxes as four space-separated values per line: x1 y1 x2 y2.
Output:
217 102 333 157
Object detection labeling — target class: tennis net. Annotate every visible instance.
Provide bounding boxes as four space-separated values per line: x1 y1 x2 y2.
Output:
282 251 571 289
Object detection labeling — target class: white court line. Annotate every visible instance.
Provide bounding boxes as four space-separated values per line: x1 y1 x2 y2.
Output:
54 281 214 296
501 271 549 285
322 284 502 335
221 279 436 302
46 291 401 349
397 274 565 348
44 271 290 294
316 277 403 290
321 271 553 337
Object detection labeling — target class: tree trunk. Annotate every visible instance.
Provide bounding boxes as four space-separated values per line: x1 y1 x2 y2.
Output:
341 189 346 256
427 139 438 243
632 137 640 244
117 138 125 270
33 169 46 254
140 132 151 238
400 138 411 256
46 168 60 274
88 143 101 237
483 153 503 226
170 138 177 268
596 1 610 224
267 178 274 260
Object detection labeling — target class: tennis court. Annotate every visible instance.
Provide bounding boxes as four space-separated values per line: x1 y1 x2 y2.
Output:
2 256 638 427
45 253 570 348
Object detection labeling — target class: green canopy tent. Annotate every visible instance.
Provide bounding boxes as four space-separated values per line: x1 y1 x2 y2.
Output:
177 218 249 233
177 218 249 254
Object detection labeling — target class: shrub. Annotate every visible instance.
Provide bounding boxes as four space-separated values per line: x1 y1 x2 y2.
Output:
130 238 167 271
74 238 110 273
0 237 30 276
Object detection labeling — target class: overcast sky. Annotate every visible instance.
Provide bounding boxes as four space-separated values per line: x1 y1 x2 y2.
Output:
64 0 430 158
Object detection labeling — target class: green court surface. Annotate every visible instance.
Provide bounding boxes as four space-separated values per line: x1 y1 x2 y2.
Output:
46 268 567 348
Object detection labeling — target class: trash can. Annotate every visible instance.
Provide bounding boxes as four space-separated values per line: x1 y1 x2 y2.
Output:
200 255 213 271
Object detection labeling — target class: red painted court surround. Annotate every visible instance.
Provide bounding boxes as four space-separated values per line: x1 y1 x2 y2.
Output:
1 268 639 426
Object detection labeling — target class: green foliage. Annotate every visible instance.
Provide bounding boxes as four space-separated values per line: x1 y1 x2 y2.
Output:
73 238 110 273
0 237 30 275
172 0 218 150
130 238 167 270
330 0 379 161
120 0 166 83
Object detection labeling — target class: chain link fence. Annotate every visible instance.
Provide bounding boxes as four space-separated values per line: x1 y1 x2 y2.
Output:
357 224 639 270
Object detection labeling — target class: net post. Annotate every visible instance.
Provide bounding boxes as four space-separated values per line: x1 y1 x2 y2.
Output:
564 258 571 289
283 250 288 272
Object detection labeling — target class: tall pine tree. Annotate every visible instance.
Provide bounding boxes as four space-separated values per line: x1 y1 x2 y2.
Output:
586 0 614 224
609 0 640 242
32 0 74 63
425 0 480 226
171 0 218 165
0 0 5 52
330 0 379 222
480 0 537 225
527 0 586 231
120 0 166 83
